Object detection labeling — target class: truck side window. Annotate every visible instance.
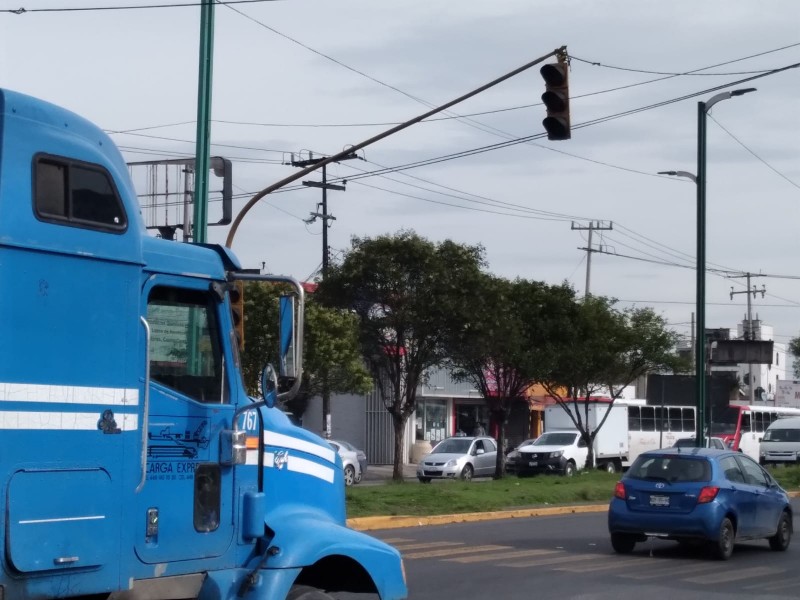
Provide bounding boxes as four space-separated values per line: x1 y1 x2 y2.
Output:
34 155 127 231
147 286 228 404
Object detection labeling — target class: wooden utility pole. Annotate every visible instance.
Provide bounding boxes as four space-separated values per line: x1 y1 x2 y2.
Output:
730 273 766 403
572 221 613 298
290 151 360 438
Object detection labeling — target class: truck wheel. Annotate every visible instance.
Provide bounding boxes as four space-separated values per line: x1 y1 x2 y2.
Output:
563 461 576 477
287 585 336 600
604 461 617 474
460 464 474 481
343 465 356 486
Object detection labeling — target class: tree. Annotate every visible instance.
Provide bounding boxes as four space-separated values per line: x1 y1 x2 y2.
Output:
537 297 684 470
240 282 372 420
445 276 576 478
316 231 485 481
788 337 800 378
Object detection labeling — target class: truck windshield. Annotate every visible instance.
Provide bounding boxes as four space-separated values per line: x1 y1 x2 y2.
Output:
533 433 577 446
763 428 800 442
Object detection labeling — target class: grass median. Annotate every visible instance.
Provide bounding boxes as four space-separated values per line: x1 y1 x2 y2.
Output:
345 465 800 519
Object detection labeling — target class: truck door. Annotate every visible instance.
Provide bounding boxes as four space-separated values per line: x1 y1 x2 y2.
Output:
134 277 236 564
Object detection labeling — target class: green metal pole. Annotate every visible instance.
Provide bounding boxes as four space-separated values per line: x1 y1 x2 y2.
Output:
696 101 707 449
193 0 215 244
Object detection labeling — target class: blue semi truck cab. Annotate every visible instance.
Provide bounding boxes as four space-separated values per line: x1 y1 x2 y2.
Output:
0 88 406 600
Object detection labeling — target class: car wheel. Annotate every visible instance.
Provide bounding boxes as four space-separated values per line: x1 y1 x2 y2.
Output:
563 461 576 477
714 518 735 560
460 464 474 482
287 585 336 600
610 533 636 554
343 465 355 487
354 471 362 484
604 461 617 474
769 511 792 551
418 477 432 484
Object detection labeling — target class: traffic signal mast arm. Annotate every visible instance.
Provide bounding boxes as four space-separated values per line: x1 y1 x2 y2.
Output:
225 46 568 248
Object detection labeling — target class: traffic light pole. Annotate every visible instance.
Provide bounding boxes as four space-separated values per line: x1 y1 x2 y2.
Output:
193 0 214 244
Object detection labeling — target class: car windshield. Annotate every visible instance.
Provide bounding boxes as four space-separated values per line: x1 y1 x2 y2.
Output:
628 455 711 483
763 428 800 442
532 433 577 446
432 438 472 454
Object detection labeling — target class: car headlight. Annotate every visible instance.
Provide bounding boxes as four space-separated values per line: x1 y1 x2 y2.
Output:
445 459 457 468
550 450 563 458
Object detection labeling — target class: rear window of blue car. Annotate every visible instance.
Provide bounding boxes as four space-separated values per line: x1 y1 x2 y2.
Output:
628 456 711 483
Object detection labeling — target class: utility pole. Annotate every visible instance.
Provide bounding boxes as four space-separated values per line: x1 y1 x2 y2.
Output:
193 0 215 243
730 273 766 403
572 221 613 298
290 151 360 438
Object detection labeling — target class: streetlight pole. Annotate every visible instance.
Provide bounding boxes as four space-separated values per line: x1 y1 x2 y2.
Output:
664 87 755 448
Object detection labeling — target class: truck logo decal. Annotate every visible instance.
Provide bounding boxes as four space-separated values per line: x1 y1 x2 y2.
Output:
147 421 209 460
264 451 335 484
274 450 289 470
263 431 336 463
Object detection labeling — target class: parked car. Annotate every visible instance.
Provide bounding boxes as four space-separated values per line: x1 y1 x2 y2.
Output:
416 436 497 483
331 439 368 483
608 447 792 560
672 436 727 450
504 438 538 474
512 431 588 477
328 440 362 486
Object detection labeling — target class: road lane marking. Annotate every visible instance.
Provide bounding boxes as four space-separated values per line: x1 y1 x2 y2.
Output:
552 556 645 572
620 561 716 580
394 541 464 551
381 537 413 544
745 578 797 592
448 548 558 563
404 545 510 560
505 552 604 568
683 566 782 584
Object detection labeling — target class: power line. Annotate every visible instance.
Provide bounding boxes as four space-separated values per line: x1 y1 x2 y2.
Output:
3 0 277 13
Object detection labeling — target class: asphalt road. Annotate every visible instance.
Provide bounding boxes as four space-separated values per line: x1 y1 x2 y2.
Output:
360 498 800 600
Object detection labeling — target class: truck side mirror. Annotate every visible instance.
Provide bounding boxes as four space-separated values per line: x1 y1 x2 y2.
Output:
278 295 296 380
260 364 278 409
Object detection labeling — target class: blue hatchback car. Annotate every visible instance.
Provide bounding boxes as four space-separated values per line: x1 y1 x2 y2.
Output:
608 447 792 560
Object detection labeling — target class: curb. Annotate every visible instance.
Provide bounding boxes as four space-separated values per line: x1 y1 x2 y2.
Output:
347 504 607 531
348 490 800 531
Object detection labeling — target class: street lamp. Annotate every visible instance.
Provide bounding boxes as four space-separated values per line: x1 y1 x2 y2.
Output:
659 87 756 448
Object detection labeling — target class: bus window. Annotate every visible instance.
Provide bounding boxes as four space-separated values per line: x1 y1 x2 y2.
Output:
641 407 655 432
750 412 769 433
654 407 664 432
741 413 751 433
628 406 641 431
669 408 682 432
682 408 695 433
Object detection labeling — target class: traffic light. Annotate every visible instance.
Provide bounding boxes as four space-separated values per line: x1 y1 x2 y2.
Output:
229 280 245 353
540 61 571 141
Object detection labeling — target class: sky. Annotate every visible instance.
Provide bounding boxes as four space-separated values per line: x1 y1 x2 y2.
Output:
2 0 800 363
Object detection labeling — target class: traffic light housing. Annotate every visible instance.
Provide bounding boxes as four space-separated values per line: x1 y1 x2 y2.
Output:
540 61 571 141
229 280 245 353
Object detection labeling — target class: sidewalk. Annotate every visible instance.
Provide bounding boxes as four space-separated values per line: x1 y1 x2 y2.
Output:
361 463 419 483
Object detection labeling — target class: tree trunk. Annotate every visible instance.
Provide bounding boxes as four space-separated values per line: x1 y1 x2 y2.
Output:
494 421 506 479
391 412 407 482
585 434 594 471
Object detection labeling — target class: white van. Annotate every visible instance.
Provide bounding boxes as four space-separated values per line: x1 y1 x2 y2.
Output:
760 416 800 465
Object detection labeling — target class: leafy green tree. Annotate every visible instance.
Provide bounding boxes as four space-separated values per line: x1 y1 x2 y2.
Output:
788 337 800 378
240 282 371 420
445 276 577 478
537 297 685 470
317 231 486 481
